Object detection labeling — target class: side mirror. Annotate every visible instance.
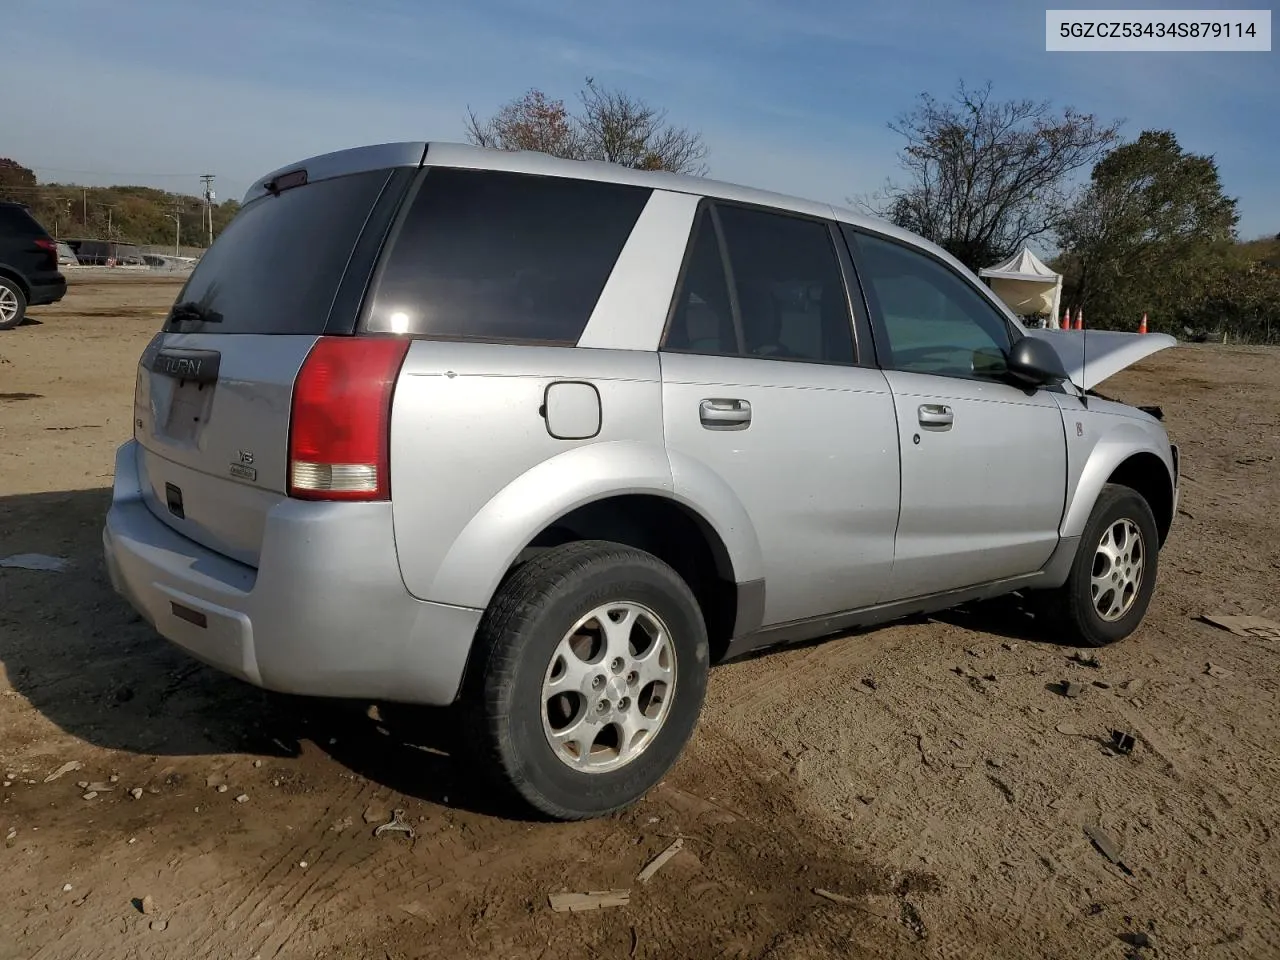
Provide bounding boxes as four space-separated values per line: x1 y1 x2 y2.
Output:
1006 335 1069 387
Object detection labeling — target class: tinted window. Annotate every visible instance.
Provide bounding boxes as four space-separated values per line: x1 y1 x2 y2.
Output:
662 203 855 364
165 169 392 335
366 168 651 344
662 208 737 355
717 205 854 364
848 229 1013 379
0 205 45 236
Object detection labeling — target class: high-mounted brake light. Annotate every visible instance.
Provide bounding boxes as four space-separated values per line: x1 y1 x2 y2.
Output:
288 337 410 501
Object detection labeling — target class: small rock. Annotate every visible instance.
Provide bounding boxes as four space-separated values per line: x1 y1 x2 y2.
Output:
141 895 155 915
857 793 876 805
983 673 997 682
965 647 982 657
363 806 387 825
1061 681 1084 698
988 758 1004 769
1092 680 1111 689
299 860 309 869
5 829 16 841
216 785 228 793
235 794 249 804
1121 679 1144 692
109 775 119 784
1002 642 1017 652
1056 722 1080 736
253 760 263 768
63 884 73 893
130 787 144 800
2 782 10 788
271 779 280 787
76 781 89 790
1072 651 1102 668
150 919 168 932
1205 663 1232 679
82 791 98 801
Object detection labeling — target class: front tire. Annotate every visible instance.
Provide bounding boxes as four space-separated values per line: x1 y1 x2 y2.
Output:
1039 483 1159 647
461 541 710 820
0 277 27 331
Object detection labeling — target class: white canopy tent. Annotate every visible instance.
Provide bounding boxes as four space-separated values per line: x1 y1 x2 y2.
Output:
979 248 1062 328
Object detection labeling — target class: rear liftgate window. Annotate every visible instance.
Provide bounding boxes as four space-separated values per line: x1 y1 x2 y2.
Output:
164 169 394 335
365 168 652 344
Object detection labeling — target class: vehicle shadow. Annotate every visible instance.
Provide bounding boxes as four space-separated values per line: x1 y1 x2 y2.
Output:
0 486 517 818
931 593 1080 647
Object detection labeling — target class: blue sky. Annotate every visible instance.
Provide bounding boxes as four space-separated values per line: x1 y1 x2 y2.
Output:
2 0 1275 245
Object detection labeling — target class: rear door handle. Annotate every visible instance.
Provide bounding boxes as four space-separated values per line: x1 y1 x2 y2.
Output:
700 398 751 430
918 403 953 428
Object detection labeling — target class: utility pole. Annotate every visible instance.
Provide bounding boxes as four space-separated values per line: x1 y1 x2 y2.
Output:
103 204 116 239
82 189 87 230
168 210 181 257
200 174 215 248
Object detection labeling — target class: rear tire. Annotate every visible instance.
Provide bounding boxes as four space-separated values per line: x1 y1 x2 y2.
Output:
0 277 27 331
461 540 710 820
1038 483 1159 647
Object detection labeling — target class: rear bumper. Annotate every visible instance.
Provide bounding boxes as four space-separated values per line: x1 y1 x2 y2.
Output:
102 440 482 705
27 273 66 306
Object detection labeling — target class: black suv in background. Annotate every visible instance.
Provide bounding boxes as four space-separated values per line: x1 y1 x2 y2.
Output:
0 201 67 330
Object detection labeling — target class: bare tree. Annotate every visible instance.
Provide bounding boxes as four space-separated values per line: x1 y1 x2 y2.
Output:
868 82 1121 270
576 79 708 174
464 79 708 175
463 89 579 159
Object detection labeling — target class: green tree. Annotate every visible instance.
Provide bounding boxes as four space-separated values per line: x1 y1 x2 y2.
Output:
1056 130 1240 332
865 81 1120 270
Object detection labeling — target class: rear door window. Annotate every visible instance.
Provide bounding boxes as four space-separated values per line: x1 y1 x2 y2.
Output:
364 168 651 344
164 169 394 335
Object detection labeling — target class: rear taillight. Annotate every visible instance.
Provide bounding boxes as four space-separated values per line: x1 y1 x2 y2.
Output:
34 237 57 269
288 337 410 501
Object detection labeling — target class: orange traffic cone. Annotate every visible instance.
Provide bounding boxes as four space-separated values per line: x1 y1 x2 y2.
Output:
1061 308 1070 330
1138 313 1148 334
1074 307 1083 330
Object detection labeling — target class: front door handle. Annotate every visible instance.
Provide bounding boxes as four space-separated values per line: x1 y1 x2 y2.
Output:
700 398 751 430
918 403 954 428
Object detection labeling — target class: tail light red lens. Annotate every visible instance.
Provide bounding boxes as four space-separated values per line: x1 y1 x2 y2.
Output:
288 337 410 501
34 237 57 268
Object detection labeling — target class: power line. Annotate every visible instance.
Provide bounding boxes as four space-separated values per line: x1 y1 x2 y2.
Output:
31 166 209 179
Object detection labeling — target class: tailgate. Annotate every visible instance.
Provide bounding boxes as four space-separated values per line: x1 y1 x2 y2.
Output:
131 162 412 566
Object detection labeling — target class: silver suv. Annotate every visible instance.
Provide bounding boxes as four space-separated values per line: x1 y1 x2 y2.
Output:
103 142 1179 820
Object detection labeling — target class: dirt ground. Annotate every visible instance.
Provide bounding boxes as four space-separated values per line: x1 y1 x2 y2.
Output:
2 274 1278 960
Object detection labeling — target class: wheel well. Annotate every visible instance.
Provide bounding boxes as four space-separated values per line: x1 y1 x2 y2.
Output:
0 267 30 299
510 495 740 663
1108 453 1174 545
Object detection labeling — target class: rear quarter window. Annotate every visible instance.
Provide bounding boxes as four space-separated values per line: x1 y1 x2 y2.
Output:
364 168 651 344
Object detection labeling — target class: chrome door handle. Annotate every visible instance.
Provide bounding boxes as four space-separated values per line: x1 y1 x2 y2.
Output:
918 404 953 428
700 398 751 430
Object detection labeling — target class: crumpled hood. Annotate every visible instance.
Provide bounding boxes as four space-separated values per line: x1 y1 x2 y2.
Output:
1022 328 1177 391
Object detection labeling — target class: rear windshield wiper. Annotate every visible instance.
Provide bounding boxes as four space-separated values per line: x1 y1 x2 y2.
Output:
168 300 223 326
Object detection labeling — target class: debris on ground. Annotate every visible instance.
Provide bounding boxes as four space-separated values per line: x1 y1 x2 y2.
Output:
1205 663 1232 679
1201 613 1280 641
82 792 97 801
5 829 16 841
373 809 416 840
139 895 155 915
150 919 168 932
0 554 68 572
1084 825 1134 876
216 785 228 793
1092 680 1112 689
234 794 248 804
636 838 684 884
43 761 83 783
1070 651 1102 668
1056 722 1080 736
1111 730 1137 754
814 887 859 906
549 890 630 913
1121 679 1144 692
129 787 143 800
363 806 386 825
1058 681 1084 698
